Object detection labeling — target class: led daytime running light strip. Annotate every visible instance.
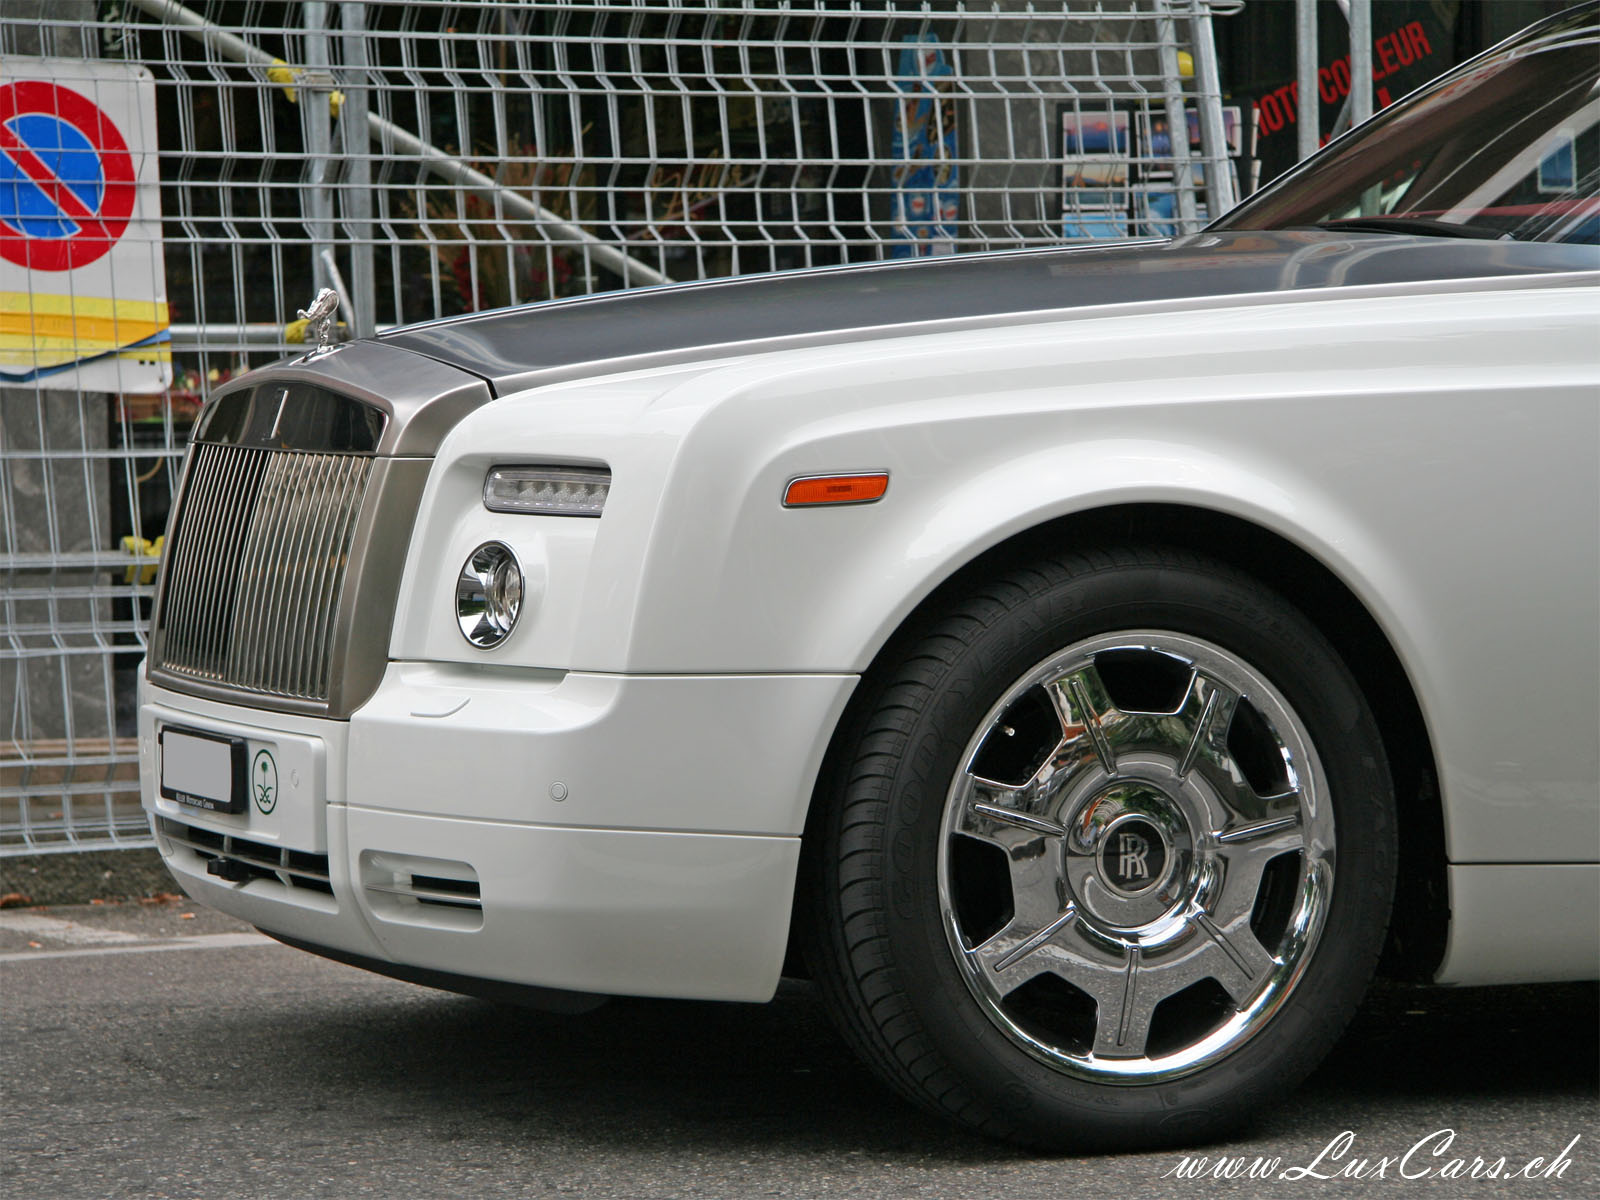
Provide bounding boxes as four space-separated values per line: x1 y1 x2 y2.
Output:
484 466 611 517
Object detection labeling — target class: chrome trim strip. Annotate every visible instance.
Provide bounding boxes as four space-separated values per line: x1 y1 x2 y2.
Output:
362 881 482 909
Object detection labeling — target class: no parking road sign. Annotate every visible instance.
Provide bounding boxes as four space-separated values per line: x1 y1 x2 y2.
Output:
0 79 136 272
0 58 168 391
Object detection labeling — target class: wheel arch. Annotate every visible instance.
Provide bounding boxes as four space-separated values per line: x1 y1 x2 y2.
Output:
792 502 1448 983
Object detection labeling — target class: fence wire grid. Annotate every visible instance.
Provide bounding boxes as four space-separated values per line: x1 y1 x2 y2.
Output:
1 0 1236 855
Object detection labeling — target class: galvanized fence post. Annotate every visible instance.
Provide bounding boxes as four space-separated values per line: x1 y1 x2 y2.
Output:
1155 0 1199 231
1296 0 1320 165
338 3 376 340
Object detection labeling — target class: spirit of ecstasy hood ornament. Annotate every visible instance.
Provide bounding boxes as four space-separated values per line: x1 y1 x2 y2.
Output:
297 288 341 357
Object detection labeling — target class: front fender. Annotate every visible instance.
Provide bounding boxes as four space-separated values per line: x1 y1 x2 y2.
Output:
626 422 1433 688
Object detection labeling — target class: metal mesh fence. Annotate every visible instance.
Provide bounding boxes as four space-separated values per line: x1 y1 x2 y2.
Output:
1 0 1236 855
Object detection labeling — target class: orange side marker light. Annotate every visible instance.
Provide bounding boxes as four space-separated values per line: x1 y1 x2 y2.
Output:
783 472 890 507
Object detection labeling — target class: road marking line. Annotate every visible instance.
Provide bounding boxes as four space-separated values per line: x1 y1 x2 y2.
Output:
0 931 273 963
0 912 149 944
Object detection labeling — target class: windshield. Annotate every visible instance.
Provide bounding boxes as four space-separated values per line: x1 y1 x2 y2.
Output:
1214 17 1599 245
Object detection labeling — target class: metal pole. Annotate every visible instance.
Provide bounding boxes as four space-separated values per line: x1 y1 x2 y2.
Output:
302 3 337 315
1347 0 1378 213
1155 2 1198 231
1187 0 1237 216
1295 0 1319 164
124 0 673 288
339 3 376 338
1348 0 1372 128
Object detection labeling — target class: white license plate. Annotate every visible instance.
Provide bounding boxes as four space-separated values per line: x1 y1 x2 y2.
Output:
159 726 247 814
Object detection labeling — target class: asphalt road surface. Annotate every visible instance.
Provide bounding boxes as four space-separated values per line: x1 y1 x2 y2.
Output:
2 902 1595 1199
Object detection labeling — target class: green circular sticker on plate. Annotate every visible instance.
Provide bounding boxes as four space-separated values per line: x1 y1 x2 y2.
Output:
252 749 279 814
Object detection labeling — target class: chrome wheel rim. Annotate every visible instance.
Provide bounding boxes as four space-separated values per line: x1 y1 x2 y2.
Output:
937 632 1336 1082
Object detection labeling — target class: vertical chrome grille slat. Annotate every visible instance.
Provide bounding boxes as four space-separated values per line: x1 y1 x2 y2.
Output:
264 454 315 695
285 455 333 699
299 455 358 698
290 453 336 694
309 453 351 695
155 445 374 703
175 443 210 673
245 451 292 689
298 458 341 699
254 455 298 694
308 455 354 697
312 457 370 695
203 447 264 677
170 443 225 672
224 451 273 687
218 448 271 683
186 443 241 676
275 453 328 696
160 444 204 671
269 453 314 694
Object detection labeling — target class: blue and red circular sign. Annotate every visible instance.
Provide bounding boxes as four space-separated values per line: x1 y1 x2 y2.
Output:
0 80 136 272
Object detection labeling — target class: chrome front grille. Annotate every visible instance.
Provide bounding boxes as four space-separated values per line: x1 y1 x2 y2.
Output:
154 443 373 702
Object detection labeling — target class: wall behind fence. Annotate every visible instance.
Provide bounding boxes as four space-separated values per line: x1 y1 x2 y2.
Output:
1 0 1233 855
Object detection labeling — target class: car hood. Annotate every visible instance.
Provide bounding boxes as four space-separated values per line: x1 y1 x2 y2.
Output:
379 229 1597 396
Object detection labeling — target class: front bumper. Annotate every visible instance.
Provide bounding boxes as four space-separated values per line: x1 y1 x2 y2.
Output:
139 663 855 1002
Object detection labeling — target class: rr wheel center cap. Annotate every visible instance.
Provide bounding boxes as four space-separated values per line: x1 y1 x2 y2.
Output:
1064 781 1196 931
1099 816 1168 895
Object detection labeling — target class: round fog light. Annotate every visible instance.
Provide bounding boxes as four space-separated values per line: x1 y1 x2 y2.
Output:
456 542 523 648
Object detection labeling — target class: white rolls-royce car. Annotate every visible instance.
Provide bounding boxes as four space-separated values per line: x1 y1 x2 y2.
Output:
140 6 1598 1149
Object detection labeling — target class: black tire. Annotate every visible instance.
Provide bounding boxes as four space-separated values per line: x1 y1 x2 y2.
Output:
799 545 1396 1150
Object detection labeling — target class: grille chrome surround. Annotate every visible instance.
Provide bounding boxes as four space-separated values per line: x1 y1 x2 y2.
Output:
154 444 373 703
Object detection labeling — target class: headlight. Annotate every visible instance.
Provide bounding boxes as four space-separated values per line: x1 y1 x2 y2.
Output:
483 465 610 517
455 542 523 648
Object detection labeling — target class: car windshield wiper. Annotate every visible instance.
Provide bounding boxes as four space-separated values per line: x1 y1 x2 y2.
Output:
1310 217 1510 241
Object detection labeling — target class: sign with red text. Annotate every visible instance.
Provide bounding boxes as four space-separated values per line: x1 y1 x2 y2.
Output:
1240 13 1445 191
